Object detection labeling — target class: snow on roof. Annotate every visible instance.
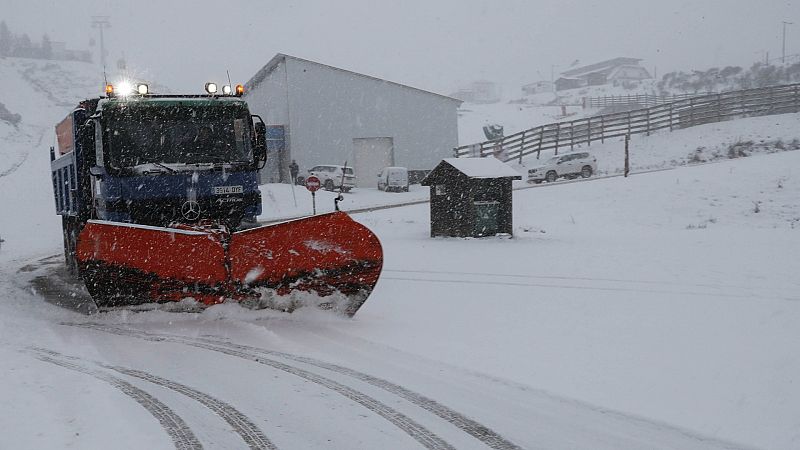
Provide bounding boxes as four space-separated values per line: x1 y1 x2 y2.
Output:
245 54 462 104
443 157 522 178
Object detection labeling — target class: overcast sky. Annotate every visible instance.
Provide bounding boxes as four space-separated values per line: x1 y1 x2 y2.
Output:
3 0 799 96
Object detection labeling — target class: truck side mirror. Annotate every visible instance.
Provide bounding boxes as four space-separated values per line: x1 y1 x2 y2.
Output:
253 122 267 160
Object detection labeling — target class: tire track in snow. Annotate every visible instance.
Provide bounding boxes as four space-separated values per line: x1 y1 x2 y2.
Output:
189 337 523 450
65 323 457 450
28 348 202 450
104 365 277 450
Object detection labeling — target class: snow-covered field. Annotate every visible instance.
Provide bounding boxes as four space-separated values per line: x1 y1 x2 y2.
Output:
2 57 800 449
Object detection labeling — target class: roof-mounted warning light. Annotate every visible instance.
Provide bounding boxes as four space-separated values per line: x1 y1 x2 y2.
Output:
205 82 218 95
136 83 149 95
235 84 244 96
105 84 114 97
222 84 232 95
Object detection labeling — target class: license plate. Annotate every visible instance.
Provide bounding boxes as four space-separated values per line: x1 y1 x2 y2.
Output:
213 185 243 195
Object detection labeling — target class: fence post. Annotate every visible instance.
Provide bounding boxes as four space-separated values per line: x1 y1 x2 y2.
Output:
646 108 651 136
669 102 674 131
537 126 544 159
716 93 722 123
587 117 591 146
624 134 630 177
627 111 632 135
569 121 575 151
519 131 525 164
554 123 561 155
600 115 605 143
689 97 695 127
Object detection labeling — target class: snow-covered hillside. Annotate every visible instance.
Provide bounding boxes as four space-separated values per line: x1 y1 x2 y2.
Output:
1 56 800 450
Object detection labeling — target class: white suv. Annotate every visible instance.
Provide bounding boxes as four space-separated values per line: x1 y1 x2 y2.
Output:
307 165 357 192
527 152 597 183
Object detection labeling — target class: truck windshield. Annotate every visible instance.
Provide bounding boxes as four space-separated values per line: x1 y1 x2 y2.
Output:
104 102 253 168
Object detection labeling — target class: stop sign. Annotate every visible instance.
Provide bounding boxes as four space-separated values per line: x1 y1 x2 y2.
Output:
305 175 321 192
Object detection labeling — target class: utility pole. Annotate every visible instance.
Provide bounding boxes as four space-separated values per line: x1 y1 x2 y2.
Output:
91 16 111 68
783 21 793 64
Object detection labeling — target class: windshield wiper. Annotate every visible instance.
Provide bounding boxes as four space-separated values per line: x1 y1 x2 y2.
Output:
152 162 176 173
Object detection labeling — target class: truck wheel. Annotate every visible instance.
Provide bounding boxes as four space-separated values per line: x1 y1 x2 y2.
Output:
546 171 558 183
62 217 79 276
324 180 334 191
581 166 593 178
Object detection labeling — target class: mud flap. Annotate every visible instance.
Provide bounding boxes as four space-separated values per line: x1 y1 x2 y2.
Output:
75 212 383 316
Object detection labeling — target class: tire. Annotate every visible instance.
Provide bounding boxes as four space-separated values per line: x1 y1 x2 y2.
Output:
403 186 409 192
581 166 593 178
545 171 558 183
62 217 79 276
324 179 334 191
532 180 543 184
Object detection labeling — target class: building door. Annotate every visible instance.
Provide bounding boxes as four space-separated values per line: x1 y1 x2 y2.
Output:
353 137 393 188
472 200 500 236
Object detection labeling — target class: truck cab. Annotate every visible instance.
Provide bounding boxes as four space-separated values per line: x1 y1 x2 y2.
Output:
51 83 268 273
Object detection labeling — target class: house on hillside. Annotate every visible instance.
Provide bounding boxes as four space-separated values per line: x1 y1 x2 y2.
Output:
521 80 553 95
244 54 462 186
449 80 501 103
557 57 651 90
555 77 585 91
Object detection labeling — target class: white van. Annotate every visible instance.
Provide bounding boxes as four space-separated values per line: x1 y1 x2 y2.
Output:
377 166 409 192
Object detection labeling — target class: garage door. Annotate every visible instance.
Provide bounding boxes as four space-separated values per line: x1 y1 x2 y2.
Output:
353 137 394 188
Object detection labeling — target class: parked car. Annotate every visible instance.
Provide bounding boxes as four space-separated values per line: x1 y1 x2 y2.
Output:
377 166 409 192
527 152 596 183
307 165 356 191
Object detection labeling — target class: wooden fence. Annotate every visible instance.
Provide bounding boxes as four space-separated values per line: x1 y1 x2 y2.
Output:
454 83 800 163
582 92 714 109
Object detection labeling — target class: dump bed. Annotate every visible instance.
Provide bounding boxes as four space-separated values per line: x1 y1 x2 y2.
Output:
50 109 91 217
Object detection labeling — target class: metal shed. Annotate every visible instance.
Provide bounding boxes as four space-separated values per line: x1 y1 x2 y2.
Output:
421 158 521 238
243 54 462 187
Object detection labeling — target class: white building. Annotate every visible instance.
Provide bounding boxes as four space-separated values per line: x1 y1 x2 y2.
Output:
449 80 502 104
244 54 462 187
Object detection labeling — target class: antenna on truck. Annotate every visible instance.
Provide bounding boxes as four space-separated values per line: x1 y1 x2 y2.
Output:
226 70 232 89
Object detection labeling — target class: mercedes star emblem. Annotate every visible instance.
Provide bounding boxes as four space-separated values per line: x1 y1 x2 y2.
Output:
181 200 201 221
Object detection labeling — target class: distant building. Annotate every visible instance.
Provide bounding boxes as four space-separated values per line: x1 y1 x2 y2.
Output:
558 57 651 90
449 80 501 103
555 77 585 91
521 80 553 95
244 54 462 186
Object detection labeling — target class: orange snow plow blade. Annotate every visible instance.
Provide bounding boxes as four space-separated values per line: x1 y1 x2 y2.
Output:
229 212 383 316
76 212 383 316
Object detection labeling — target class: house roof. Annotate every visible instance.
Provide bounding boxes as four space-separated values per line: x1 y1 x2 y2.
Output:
422 158 522 184
561 57 642 78
244 54 462 104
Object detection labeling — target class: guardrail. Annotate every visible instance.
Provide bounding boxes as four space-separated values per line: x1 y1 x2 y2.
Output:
455 83 800 163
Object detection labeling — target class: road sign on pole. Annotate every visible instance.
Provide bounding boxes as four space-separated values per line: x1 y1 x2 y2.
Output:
305 175 321 214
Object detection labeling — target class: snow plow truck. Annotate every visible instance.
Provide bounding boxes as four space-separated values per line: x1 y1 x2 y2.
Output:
49 81 382 315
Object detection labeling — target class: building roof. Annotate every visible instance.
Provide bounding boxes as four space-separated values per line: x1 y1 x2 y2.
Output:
561 57 642 78
245 53 462 104
422 158 522 184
